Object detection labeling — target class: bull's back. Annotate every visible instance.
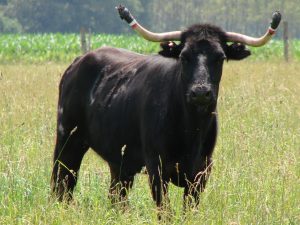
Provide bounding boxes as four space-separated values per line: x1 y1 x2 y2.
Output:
58 47 175 164
58 47 147 116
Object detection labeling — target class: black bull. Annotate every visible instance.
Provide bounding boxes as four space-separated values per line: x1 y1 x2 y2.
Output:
51 24 251 207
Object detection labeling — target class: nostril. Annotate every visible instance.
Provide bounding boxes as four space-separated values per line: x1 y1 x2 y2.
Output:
191 91 197 98
205 91 212 98
189 86 213 104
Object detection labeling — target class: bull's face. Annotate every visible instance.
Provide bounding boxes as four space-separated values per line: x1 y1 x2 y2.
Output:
180 40 226 111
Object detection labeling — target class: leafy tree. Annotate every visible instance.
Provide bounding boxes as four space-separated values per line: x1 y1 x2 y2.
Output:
0 0 299 37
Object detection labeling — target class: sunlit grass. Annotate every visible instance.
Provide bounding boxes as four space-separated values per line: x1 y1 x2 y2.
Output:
0 61 299 224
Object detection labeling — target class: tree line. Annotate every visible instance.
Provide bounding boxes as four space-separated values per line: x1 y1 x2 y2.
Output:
0 0 299 38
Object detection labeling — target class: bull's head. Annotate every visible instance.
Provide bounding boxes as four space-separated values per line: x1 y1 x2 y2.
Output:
116 5 281 111
173 24 260 111
178 25 228 110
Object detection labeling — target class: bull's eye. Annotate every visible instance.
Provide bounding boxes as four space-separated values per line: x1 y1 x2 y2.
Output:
179 51 193 65
179 54 192 82
214 54 226 63
221 55 227 61
210 55 225 69
180 55 189 65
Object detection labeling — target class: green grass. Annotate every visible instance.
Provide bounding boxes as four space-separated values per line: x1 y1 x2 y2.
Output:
249 39 300 61
0 33 299 63
0 61 299 224
0 33 160 63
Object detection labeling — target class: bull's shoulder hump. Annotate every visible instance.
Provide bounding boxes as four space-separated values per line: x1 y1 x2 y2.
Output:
71 47 145 71
77 47 178 74
94 46 147 59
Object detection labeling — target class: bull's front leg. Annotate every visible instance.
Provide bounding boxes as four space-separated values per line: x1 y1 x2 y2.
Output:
183 157 213 208
146 158 169 208
183 116 217 208
142 120 172 218
143 147 171 220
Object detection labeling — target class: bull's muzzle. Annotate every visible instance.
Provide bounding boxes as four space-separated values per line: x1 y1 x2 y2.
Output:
189 85 213 105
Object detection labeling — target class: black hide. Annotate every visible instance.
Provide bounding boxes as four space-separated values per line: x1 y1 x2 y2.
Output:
51 24 250 208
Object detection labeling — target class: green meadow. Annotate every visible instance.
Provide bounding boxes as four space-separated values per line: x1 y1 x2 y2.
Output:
0 33 300 63
0 34 299 224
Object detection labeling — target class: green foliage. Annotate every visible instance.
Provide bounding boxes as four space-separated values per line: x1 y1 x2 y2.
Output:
291 41 300 59
0 33 298 63
0 9 22 33
249 39 300 61
1 0 143 33
0 16 21 33
0 0 300 37
0 33 160 63
0 33 80 62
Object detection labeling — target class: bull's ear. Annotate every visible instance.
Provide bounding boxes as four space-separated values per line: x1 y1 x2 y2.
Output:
225 43 251 60
159 41 183 58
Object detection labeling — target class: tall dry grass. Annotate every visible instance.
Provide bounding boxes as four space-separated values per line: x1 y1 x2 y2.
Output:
0 61 299 224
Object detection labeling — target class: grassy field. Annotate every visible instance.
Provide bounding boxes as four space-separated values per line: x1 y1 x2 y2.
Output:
0 60 299 224
0 34 160 63
0 33 300 63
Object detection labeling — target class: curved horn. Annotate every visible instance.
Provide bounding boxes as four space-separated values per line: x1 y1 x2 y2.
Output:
226 11 281 47
116 5 181 42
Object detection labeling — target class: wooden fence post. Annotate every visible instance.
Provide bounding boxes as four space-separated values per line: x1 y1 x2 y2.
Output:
283 21 289 62
87 28 91 52
80 27 87 54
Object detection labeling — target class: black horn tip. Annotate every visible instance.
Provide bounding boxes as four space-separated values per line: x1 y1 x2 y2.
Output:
270 11 281 30
115 4 134 24
115 4 124 14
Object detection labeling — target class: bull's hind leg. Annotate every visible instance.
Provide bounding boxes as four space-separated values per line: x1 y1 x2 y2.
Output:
51 127 89 202
108 162 135 206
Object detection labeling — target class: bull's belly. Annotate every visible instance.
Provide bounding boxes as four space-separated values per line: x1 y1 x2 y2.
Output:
84 106 209 181
87 127 205 185
163 159 194 187
86 122 145 171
